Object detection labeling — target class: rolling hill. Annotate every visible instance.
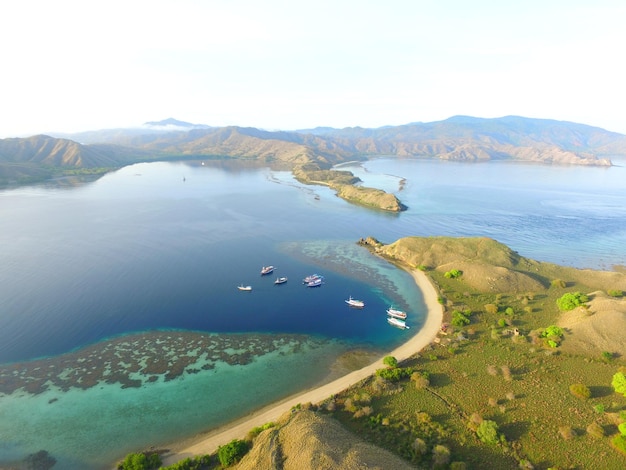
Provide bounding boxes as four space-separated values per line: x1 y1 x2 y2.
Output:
2 116 626 188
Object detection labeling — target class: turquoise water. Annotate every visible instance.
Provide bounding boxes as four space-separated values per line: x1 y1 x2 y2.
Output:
1 158 625 468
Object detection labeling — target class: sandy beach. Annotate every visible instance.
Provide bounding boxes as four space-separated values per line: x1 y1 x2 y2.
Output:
161 269 443 466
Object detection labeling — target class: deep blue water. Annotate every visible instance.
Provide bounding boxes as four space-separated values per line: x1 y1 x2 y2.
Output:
1 157 625 468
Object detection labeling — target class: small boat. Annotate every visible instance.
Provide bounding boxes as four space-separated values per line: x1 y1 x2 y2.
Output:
303 274 323 284
386 307 407 320
345 296 365 308
306 277 323 287
387 316 410 329
237 285 252 291
274 277 288 284
260 266 274 275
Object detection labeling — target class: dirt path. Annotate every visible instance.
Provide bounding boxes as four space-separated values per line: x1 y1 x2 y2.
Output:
160 270 443 466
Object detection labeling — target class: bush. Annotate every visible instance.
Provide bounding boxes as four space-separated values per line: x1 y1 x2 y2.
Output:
376 366 414 382
119 452 161 470
569 383 591 400
551 279 567 288
451 310 471 327
611 435 626 456
383 356 398 368
612 372 626 397
608 289 624 297
217 439 248 467
586 422 605 438
476 420 501 445
163 456 211 470
444 269 463 279
556 292 588 311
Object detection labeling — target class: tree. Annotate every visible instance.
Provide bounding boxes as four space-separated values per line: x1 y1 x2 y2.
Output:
444 269 462 279
119 452 161 470
476 420 501 445
383 355 398 368
556 292 588 311
217 439 248 467
612 372 626 397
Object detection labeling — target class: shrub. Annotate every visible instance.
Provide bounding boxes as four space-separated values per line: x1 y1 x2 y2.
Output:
586 422 605 438
542 325 563 339
558 426 576 440
611 435 626 456
119 452 161 470
569 383 591 400
476 420 501 445
612 372 626 397
484 303 498 314
432 444 451 467
411 371 430 389
504 307 514 315
163 456 211 470
551 279 567 288
608 289 624 297
376 366 414 382
556 292 588 311
383 356 398 368
451 310 471 327
593 404 605 413
217 439 248 467
444 269 462 279
248 422 275 438
602 351 614 362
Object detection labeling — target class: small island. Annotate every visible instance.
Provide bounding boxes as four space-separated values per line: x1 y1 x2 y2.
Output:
293 163 406 212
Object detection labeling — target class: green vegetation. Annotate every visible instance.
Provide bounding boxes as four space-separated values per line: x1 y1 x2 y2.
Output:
569 383 591 400
613 371 626 397
444 269 463 279
556 291 588 311
383 355 398 368
607 289 624 297
118 452 161 470
476 420 503 445
217 439 248 467
293 163 405 212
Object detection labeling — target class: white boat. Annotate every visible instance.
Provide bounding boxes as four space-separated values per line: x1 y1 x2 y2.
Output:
306 277 323 287
274 277 288 284
387 316 409 329
261 266 274 275
345 296 365 308
386 307 407 320
303 274 323 284
237 285 252 291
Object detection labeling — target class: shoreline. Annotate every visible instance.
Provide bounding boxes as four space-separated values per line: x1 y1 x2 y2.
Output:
160 269 443 466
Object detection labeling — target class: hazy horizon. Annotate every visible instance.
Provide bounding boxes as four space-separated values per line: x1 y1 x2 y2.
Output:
2 1 626 137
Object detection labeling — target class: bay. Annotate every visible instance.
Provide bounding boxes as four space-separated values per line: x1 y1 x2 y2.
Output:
1 157 625 468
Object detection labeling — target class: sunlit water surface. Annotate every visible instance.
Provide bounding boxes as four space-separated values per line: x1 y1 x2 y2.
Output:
1 157 625 468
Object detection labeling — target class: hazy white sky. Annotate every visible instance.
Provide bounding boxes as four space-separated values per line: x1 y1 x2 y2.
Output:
2 0 625 137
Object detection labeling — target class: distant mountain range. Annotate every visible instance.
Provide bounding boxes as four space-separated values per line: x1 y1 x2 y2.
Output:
2 115 625 186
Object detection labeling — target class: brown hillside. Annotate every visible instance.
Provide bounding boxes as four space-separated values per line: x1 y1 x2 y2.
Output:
558 291 626 357
233 410 414 470
375 236 545 292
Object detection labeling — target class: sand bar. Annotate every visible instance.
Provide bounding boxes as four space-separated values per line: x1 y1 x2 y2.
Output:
161 270 443 466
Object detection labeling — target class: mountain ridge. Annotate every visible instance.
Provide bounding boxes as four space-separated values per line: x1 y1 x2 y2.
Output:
2 115 625 188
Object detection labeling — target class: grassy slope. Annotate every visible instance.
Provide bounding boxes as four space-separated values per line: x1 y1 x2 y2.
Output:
322 236 626 469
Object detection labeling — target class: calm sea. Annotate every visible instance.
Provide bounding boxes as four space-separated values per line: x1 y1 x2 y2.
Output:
1 157 625 468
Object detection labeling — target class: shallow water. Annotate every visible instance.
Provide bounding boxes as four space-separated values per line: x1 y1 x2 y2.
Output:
1 157 625 468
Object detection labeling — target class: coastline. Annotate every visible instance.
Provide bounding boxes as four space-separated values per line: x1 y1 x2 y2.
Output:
160 269 443 466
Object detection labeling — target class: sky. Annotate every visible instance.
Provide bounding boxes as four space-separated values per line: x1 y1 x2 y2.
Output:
2 0 626 137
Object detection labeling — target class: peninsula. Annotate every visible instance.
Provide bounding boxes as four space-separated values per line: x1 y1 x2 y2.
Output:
137 236 626 469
